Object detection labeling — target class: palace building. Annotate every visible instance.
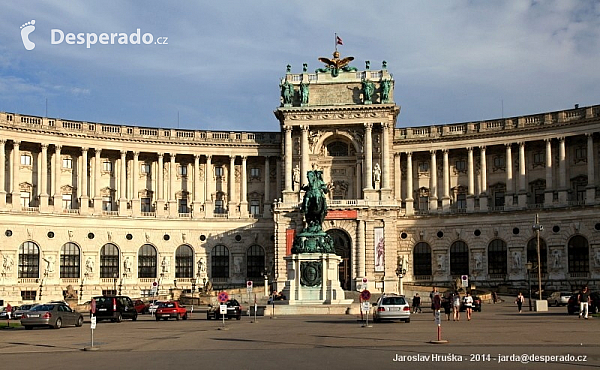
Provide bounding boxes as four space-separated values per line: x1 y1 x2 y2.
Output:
1 53 599 304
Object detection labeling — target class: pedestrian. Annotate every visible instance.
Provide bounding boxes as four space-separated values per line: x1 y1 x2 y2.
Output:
463 291 473 321
430 287 440 319
412 293 421 313
452 291 461 321
492 291 498 304
515 292 525 313
442 292 452 321
578 286 591 319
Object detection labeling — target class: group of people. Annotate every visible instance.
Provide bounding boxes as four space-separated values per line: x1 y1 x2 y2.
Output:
411 287 474 321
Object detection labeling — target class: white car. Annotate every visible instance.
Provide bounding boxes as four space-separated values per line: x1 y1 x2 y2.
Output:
373 294 411 323
547 292 572 306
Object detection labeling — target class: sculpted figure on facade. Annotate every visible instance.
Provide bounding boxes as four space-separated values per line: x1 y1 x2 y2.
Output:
381 79 391 103
362 78 375 104
85 257 95 275
595 249 600 268
42 255 55 274
474 253 483 270
512 251 522 270
300 81 309 105
552 249 562 269
373 163 381 184
124 257 132 275
161 256 170 273
197 257 206 275
293 164 300 190
2 254 14 274
436 254 446 272
280 79 294 106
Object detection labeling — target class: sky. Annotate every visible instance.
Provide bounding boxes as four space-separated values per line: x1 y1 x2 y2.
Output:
0 0 599 132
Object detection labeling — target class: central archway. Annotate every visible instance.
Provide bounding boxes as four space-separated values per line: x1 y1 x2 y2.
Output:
326 229 352 290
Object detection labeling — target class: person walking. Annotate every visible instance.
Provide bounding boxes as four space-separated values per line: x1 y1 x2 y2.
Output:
430 287 440 319
463 291 474 321
515 292 525 313
442 292 452 321
452 291 461 321
578 286 591 319
412 293 422 313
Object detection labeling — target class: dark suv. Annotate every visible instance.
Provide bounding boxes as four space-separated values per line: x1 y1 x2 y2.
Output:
92 295 138 322
207 299 242 320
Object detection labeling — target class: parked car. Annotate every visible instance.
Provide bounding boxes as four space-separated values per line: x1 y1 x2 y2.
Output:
0 305 17 319
373 294 411 323
13 304 38 319
20 302 84 329
207 299 242 320
155 301 188 321
460 295 482 312
91 295 138 322
133 299 146 314
567 292 600 315
547 291 572 307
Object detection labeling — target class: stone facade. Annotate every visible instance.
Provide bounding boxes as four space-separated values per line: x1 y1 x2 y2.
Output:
1 56 600 304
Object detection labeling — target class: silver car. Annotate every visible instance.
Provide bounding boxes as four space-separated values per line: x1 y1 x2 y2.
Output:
547 291 572 306
20 303 84 329
373 294 411 323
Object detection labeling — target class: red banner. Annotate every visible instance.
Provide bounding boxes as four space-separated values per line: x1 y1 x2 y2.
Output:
286 229 295 256
325 210 358 220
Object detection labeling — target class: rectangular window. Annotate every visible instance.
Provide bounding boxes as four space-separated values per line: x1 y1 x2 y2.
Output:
575 147 586 162
20 154 32 166
141 163 151 174
250 200 260 215
494 192 505 207
418 162 429 173
215 199 225 214
62 194 72 209
141 197 151 212
178 198 188 213
456 194 466 209
178 165 187 176
20 192 30 208
21 290 37 301
215 166 224 177
533 152 544 166
63 158 72 169
102 196 112 211
419 196 429 211
250 168 260 178
455 160 466 172
103 161 112 172
102 289 117 296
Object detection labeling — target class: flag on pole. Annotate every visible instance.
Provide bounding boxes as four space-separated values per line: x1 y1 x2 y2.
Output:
336 35 343 45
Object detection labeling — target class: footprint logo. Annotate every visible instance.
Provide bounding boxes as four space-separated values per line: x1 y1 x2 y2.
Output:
20 20 36 51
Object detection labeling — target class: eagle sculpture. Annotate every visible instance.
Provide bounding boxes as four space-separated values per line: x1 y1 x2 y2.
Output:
316 51 357 77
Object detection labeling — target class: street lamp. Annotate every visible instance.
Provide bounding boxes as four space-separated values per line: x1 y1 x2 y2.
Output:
191 278 197 296
526 261 534 311
119 276 123 295
263 268 269 297
113 273 118 294
395 256 407 296
532 214 543 302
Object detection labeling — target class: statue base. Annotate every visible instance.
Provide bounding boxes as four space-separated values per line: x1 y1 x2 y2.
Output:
282 253 353 305
291 231 334 254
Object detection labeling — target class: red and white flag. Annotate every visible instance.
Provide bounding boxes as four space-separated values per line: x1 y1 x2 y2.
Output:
336 35 343 45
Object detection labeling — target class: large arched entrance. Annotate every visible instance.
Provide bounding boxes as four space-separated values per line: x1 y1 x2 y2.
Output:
326 229 352 290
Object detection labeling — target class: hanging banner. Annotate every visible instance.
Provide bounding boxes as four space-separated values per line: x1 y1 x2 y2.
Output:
374 227 384 272
286 229 295 256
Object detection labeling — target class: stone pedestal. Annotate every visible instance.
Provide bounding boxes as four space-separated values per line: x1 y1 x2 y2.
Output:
283 253 353 305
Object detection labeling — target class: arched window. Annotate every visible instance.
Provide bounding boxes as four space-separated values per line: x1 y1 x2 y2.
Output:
100 243 119 278
488 239 507 275
568 235 589 273
450 241 469 276
413 242 432 276
526 238 547 273
211 245 229 278
138 244 157 278
175 245 194 278
247 245 265 279
327 141 349 157
18 241 39 278
60 242 80 278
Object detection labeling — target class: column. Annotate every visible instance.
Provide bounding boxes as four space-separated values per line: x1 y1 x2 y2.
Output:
79 147 89 214
228 155 236 215
11 140 22 208
505 143 513 207
0 140 5 208
168 154 177 217
263 156 271 216
586 133 596 204
545 139 554 206
356 162 362 199
300 125 309 186
356 220 365 278
429 150 438 211
442 149 450 211
467 147 475 211
118 150 127 213
131 152 140 215
381 122 391 192
479 146 488 211
204 155 213 217
93 149 102 213
394 153 401 201
156 153 165 216
518 142 527 208
240 155 248 217
52 144 61 209
284 126 293 192
405 152 414 215
364 123 373 191
192 154 201 218
558 138 568 204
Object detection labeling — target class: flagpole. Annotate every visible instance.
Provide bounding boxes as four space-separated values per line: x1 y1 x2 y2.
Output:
334 32 337 52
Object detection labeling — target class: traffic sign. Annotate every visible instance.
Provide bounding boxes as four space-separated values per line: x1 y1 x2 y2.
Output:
361 301 370 312
247 281 253 288
362 277 368 284
152 281 158 287
90 316 97 329
218 291 229 303
90 298 96 314
360 289 371 301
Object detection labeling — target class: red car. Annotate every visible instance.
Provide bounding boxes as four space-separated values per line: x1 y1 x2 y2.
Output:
155 301 188 321
133 300 146 314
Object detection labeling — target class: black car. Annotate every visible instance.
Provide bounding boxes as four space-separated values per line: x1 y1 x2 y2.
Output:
91 295 138 322
207 299 242 320
567 292 599 315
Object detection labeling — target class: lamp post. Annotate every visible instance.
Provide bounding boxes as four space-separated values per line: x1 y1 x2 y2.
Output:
39 278 44 301
526 262 533 311
263 268 269 297
395 256 407 296
80 277 85 303
202 277 207 293
113 273 118 294
532 214 543 301
118 276 123 295
191 278 197 296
